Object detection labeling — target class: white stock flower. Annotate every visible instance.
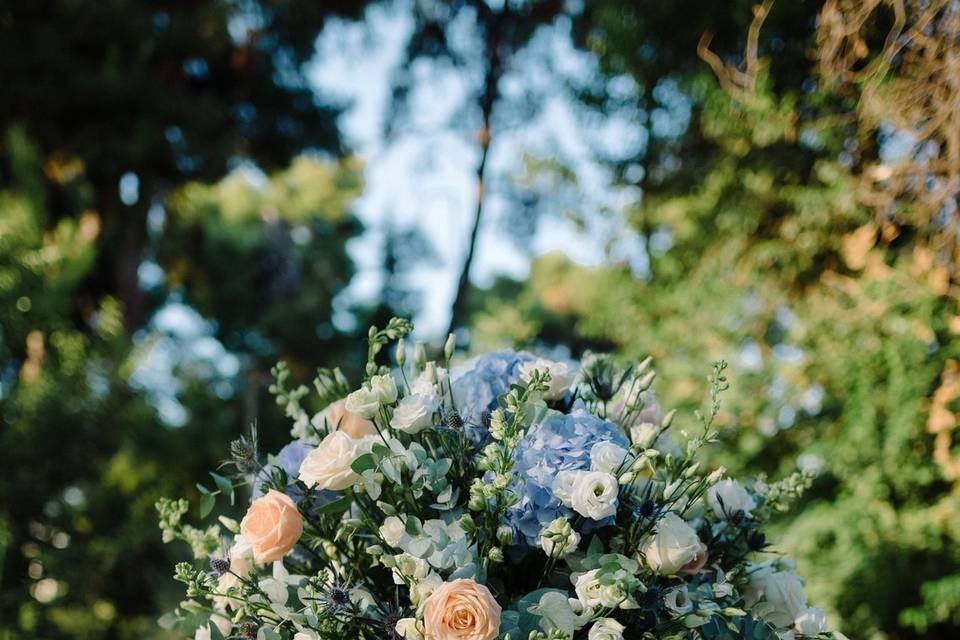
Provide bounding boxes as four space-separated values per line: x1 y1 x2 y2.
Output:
539 517 581 558
643 512 703 575
298 431 373 491
519 357 575 400
570 471 619 520
391 393 438 434
794 607 828 635
707 479 756 519
552 470 585 508
370 374 398 404
345 386 380 419
590 441 631 474
588 617 625 640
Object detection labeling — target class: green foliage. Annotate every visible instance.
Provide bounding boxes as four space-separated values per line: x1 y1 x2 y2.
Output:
468 6 960 637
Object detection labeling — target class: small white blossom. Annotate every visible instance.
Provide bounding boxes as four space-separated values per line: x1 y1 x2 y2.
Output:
519 357 575 400
570 471 619 520
588 617 625 640
707 479 756 519
539 517 581 558
391 393 438 434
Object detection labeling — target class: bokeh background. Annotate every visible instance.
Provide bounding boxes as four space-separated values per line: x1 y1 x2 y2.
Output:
2 0 959 638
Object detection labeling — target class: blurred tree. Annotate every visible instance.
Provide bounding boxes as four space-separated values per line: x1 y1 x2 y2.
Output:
469 1 960 637
0 0 368 330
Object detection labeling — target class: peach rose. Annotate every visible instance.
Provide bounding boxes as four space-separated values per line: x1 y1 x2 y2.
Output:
321 398 377 439
423 579 501 640
239 490 303 563
678 542 709 576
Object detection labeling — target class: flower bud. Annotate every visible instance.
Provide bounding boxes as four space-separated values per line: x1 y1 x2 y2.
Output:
396 337 407 367
487 547 504 563
414 341 427 370
496 525 514 545
444 333 456 361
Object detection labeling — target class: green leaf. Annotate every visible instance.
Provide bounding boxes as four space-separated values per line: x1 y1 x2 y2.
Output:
315 495 353 517
351 453 377 474
198 493 216 519
209 472 234 504
196 483 210 494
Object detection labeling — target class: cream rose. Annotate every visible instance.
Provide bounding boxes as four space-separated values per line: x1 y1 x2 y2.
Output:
570 471 619 520
423 578 501 640
298 431 373 491
239 490 303 563
314 398 377 439
643 512 702 575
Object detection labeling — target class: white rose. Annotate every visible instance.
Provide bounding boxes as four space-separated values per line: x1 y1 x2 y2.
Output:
573 569 604 608
379 516 409 548
370 374 398 404
707 479 756 519
664 586 694 616
588 618 625 640
520 358 575 400
794 607 828 636
590 441 631 474
345 386 381 419
391 393 438 434
298 431 373 491
552 470 585 507
762 571 808 627
570 471 619 520
643 512 702 575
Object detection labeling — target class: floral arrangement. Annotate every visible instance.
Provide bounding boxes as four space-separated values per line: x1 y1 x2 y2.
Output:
156 318 844 640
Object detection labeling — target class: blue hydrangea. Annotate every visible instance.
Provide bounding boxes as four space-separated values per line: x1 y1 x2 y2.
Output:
252 440 334 508
451 350 534 444
507 404 630 545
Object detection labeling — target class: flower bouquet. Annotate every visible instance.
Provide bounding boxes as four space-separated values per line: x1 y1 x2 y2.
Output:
157 318 844 640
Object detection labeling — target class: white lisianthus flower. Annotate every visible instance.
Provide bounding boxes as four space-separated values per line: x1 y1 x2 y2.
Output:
643 512 703 575
539 517 580 558
298 431 374 491
391 393 438 434
664 586 694 616
370 374 398 404
391 553 430 584
519 358 575 400
530 591 591 636
570 471 619 520
573 569 604 609
590 441 632 474
194 625 212 640
552 470 585 508
379 516 409 548
588 618 625 640
794 607 828 636
345 386 380 419
629 422 659 449
292 632 320 640
707 479 756 519
409 572 443 607
395 617 425 640
762 571 808 627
